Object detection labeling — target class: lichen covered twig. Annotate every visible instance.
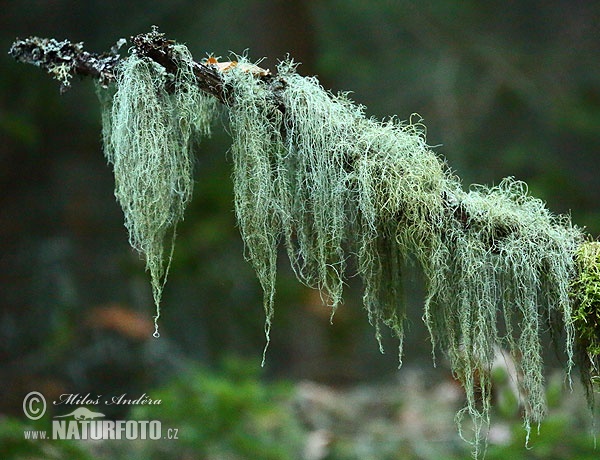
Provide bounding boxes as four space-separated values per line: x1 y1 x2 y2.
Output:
572 241 600 398
8 35 124 91
8 27 270 103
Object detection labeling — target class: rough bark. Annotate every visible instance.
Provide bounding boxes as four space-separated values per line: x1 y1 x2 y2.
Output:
8 26 284 104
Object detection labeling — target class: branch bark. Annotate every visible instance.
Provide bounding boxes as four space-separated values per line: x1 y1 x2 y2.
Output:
9 35 122 92
8 27 281 104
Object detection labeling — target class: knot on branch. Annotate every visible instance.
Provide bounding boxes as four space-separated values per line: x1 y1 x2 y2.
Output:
131 25 174 53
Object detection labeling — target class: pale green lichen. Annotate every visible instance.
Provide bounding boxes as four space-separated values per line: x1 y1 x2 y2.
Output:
424 179 581 454
97 47 585 457
222 57 583 456
98 45 217 337
222 63 283 363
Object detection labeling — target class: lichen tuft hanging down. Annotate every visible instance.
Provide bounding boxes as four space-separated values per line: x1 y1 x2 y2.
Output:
222 57 583 455
98 45 217 337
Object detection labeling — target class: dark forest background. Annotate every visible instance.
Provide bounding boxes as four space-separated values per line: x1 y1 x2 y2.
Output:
1 1 599 458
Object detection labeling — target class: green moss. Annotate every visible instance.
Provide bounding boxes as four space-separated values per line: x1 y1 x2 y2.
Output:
97 46 217 337
571 241 600 396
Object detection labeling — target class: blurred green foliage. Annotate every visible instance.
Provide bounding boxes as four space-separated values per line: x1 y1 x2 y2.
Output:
128 357 305 459
0 417 96 460
2 357 597 459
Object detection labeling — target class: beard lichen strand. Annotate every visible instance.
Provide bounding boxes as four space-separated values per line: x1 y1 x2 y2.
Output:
222 57 583 456
98 47 217 338
222 64 284 365
279 69 361 313
352 115 449 361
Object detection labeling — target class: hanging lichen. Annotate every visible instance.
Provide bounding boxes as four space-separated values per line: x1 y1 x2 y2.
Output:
221 57 584 456
11 27 600 459
222 63 284 363
98 45 217 337
94 44 588 457
423 179 581 454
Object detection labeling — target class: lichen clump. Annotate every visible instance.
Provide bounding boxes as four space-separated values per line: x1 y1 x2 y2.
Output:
97 45 585 456
223 58 583 455
98 46 217 336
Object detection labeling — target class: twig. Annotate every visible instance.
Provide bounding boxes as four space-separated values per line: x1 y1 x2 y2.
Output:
8 27 281 104
9 36 122 92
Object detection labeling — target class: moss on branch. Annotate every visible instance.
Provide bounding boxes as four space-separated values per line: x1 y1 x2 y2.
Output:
572 241 600 397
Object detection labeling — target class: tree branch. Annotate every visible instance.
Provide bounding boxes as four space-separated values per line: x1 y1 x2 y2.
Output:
8 27 280 104
6 28 586 254
130 27 228 103
8 35 122 92
7 28 591 248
